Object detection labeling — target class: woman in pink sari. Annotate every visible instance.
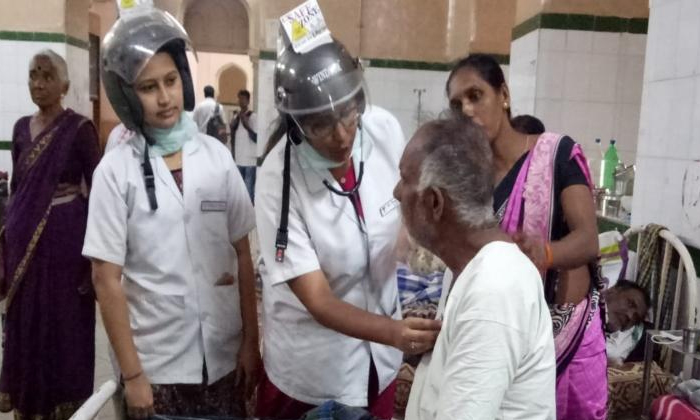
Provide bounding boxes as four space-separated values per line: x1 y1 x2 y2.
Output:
0 50 100 420
446 54 606 420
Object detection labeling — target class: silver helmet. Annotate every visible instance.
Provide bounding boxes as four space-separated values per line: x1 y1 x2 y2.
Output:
101 8 195 131
274 39 366 117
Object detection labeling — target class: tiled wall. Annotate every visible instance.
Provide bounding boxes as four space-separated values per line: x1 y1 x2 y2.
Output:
632 0 700 248
0 40 90 179
254 56 509 154
510 28 647 184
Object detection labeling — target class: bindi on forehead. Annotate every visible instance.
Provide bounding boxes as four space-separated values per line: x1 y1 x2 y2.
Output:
31 58 56 73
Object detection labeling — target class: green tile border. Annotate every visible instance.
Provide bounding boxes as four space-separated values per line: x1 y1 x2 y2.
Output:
512 13 649 41
0 31 89 50
0 141 11 151
258 51 509 69
597 216 700 277
259 50 276 61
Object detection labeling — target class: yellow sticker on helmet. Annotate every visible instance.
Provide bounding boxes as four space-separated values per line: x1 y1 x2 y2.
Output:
291 20 308 41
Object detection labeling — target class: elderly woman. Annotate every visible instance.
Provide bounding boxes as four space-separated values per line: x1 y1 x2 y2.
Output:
0 49 100 420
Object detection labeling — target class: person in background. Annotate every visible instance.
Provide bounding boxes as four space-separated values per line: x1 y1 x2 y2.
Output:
83 9 259 418
603 280 649 333
192 85 224 134
511 114 545 136
255 36 441 420
230 89 257 203
0 49 100 420
398 118 556 420
446 53 605 420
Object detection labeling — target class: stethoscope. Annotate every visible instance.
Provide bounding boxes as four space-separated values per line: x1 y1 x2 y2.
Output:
275 118 366 263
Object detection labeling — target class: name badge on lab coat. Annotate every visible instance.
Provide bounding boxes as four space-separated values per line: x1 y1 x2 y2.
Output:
201 200 227 212
379 198 399 217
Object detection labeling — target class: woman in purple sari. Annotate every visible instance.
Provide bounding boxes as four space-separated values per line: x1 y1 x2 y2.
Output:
0 49 100 420
445 54 606 420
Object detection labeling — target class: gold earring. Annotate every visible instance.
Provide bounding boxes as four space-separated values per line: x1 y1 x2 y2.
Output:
503 101 509 110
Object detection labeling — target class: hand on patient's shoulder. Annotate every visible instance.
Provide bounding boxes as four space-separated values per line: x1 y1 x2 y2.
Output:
393 317 442 355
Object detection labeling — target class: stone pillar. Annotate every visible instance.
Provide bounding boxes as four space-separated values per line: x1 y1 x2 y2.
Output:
632 0 700 247
509 0 649 184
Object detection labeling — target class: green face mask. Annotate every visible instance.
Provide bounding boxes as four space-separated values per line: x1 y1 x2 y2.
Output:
296 128 363 170
144 112 198 156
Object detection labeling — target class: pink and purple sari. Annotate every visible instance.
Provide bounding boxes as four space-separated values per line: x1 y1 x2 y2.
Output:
499 133 607 420
0 109 99 420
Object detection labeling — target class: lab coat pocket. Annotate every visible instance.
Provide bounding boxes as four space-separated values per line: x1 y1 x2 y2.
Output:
207 284 242 335
128 293 186 356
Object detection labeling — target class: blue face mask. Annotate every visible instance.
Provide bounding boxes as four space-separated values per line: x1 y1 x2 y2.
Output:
297 127 363 170
144 112 198 156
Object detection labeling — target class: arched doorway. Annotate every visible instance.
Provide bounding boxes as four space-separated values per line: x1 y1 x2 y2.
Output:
218 65 248 106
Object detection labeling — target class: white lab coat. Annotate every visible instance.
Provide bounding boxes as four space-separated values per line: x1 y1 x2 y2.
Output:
82 132 255 385
255 105 405 407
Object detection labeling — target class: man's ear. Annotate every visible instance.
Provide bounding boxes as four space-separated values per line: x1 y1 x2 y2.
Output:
425 186 444 222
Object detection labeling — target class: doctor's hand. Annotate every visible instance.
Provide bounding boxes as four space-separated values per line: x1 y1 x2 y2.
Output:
124 374 154 419
235 337 262 400
393 317 442 355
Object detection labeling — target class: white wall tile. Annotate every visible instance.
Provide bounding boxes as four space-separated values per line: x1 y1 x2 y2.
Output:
535 51 565 99
617 55 645 104
534 98 562 132
592 32 621 55
646 1 680 82
632 156 700 247
614 103 642 155
0 151 12 174
690 77 700 160
644 78 694 159
586 103 616 144
540 29 566 52
675 0 700 79
621 33 648 56
566 30 593 53
559 101 589 142
630 156 667 227
563 52 591 101
588 54 618 103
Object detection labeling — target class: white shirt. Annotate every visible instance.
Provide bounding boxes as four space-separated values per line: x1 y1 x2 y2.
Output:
82 132 255 385
192 97 224 133
255 106 405 406
232 110 258 167
406 242 556 420
105 123 133 153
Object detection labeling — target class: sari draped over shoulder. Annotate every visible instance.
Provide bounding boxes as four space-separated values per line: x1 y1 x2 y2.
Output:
499 133 608 420
1 109 89 304
0 108 98 420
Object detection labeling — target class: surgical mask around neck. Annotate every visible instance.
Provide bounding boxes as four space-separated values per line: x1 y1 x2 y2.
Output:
297 127 363 170
144 112 198 156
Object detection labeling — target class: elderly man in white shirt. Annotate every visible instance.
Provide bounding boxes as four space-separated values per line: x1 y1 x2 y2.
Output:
393 118 556 420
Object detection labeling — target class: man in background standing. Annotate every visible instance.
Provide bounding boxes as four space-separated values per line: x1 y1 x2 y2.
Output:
193 85 225 139
230 89 257 203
